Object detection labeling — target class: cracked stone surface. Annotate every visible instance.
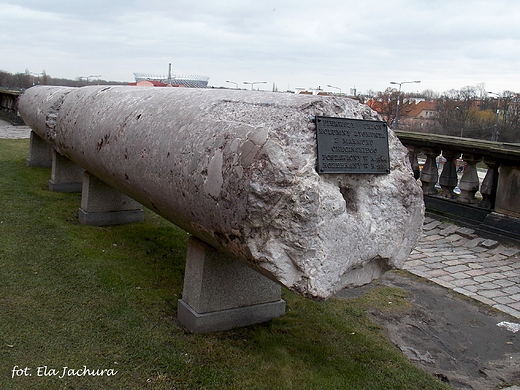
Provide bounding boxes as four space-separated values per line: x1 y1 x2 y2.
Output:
18 85 424 299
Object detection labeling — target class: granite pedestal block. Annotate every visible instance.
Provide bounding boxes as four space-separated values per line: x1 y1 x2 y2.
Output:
178 236 286 333
78 171 144 226
26 131 52 168
48 150 84 192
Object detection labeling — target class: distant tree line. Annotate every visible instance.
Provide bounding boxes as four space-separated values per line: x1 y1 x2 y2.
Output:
0 69 127 90
0 70 32 89
433 85 520 143
365 83 520 143
2 69 519 142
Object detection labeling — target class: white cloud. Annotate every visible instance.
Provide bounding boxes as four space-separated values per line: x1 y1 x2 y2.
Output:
1 0 520 93
0 3 62 22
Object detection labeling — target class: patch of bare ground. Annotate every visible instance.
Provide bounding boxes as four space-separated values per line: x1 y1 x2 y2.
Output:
336 271 520 390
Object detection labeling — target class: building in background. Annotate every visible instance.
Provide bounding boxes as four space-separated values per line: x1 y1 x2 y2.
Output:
132 64 209 88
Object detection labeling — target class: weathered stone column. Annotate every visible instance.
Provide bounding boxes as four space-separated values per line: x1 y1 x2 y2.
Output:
26 131 52 167
18 85 424 301
178 237 286 333
49 150 84 192
79 172 144 226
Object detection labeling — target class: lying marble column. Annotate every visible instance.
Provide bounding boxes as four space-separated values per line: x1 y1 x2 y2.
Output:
49 150 84 192
18 85 424 300
79 171 144 226
27 131 52 167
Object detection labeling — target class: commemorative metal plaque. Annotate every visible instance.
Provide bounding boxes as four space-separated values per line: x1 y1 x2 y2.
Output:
315 116 390 174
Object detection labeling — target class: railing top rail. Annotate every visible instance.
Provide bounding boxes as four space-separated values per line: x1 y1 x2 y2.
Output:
0 88 24 96
395 130 520 162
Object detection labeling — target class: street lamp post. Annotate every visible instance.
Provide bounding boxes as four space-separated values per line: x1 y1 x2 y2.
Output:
455 106 464 137
243 81 267 91
78 75 101 86
78 76 89 86
389 80 421 130
327 84 341 95
88 75 101 85
30 72 43 86
488 92 500 142
226 81 238 89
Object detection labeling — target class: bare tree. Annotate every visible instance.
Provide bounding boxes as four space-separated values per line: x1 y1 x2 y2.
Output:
497 91 520 142
367 87 415 127
421 89 440 100
435 86 480 137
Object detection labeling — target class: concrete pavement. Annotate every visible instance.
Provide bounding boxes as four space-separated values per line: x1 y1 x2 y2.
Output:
0 117 31 139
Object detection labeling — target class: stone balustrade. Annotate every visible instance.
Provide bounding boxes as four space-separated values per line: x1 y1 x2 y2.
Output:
0 88 24 125
395 130 520 244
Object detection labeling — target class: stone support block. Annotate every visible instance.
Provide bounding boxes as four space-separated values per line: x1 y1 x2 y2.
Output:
178 237 286 333
79 171 144 226
49 149 84 192
26 130 52 167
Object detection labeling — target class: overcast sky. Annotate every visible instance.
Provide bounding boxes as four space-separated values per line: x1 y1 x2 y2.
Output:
2 0 519 95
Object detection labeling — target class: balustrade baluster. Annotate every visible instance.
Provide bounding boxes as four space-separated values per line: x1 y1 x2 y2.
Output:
457 154 481 204
419 148 440 195
478 158 499 209
438 150 458 199
406 146 421 180
393 131 520 245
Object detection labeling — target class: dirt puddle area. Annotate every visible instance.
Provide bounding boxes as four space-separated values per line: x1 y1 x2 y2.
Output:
336 271 520 390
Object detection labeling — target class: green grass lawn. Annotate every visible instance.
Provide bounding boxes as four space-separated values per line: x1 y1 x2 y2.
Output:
0 139 452 390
